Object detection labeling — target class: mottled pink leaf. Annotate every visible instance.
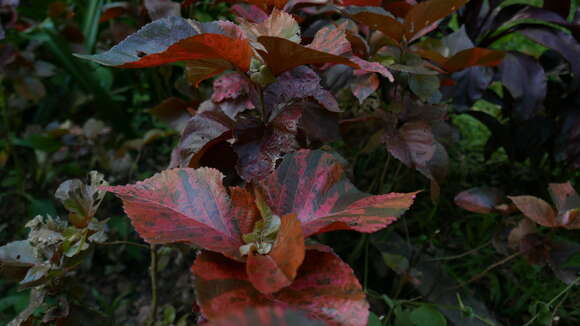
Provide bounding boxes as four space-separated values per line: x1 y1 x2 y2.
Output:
211 72 255 118
192 246 368 326
349 56 394 82
106 168 245 259
307 24 351 56
454 186 505 214
207 307 325 326
257 150 418 236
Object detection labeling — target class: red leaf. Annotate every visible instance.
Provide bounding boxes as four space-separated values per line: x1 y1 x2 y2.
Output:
403 0 469 40
76 17 252 72
509 196 558 228
185 58 232 87
192 246 368 326
230 187 260 236
384 1 413 17
106 168 245 259
257 36 359 75
443 48 505 73
257 150 418 236
99 3 129 23
454 187 505 214
207 306 325 326
246 213 305 294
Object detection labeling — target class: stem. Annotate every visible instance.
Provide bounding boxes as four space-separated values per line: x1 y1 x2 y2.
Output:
99 241 149 249
363 235 369 292
149 245 159 326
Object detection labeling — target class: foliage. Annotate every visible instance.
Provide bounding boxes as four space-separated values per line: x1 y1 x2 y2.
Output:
1 0 579 325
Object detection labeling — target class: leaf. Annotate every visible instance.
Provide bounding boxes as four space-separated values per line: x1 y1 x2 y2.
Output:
231 4 267 24
234 105 303 181
257 150 418 236
443 48 505 72
149 96 195 132
351 73 379 104
55 171 108 228
403 0 470 40
454 187 505 214
307 23 351 56
76 16 252 73
169 102 235 168
508 196 558 228
548 182 580 214
257 36 359 75
185 58 232 88
348 10 404 44
508 218 537 250
497 52 546 121
409 305 447 326
105 168 246 259
0 241 38 281
207 306 325 326
144 0 181 20
241 9 301 49
211 72 255 118
340 0 381 6
264 66 339 112
350 56 394 82
385 121 436 169
192 246 369 326
246 213 305 294
408 74 440 100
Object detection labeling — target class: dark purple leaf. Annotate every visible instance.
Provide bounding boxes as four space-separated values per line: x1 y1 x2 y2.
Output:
554 109 580 169
498 52 546 121
231 4 267 23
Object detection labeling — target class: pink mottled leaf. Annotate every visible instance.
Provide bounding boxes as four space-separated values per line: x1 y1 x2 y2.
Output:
207 306 325 326
454 187 505 214
246 213 305 294
257 150 418 236
105 168 245 259
349 56 394 82
307 24 351 56
211 72 255 118
192 246 369 326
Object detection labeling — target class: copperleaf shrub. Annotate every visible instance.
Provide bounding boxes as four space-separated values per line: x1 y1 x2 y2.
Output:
105 149 418 324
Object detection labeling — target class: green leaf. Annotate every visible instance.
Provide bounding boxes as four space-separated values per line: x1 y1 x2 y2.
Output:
368 312 382 326
410 305 447 326
408 75 440 101
394 306 414 326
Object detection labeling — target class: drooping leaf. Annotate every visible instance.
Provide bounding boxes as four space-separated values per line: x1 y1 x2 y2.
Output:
76 16 252 73
246 213 305 294
257 36 359 75
257 150 418 236
105 168 246 259
454 187 505 214
192 246 368 326
403 0 470 40
207 306 325 326
0 241 39 281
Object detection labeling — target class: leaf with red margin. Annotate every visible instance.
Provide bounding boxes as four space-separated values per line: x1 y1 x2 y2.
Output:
192 246 369 326
105 168 246 259
403 0 470 40
257 150 418 236
257 36 359 75
454 186 505 214
207 306 325 326
75 16 252 72
246 213 305 294
234 105 303 181
443 48 505 73
508 196 558 228
231 4 268 23
169 101 235 168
